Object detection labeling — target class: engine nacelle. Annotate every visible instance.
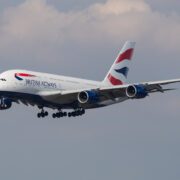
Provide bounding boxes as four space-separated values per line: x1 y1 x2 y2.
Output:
78 91 100 104
0 98 12 110
126 85 148 99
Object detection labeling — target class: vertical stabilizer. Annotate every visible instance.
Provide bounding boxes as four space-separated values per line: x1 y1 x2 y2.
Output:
103 41 136 86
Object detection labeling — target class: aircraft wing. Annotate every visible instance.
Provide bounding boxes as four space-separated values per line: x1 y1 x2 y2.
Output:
100 79 180 93
41 79 180 103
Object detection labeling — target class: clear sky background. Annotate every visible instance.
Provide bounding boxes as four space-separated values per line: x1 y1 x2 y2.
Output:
0 0 180 179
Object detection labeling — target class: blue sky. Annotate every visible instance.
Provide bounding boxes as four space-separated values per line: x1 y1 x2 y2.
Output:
0 0 180 180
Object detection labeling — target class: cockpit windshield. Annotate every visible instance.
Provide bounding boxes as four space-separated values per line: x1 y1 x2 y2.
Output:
0 78 7 81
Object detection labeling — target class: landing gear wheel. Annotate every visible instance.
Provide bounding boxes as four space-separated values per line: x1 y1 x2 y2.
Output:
37 108 49 118
52 113 56 119
37 113 41 118
44 111 48 116
63 112 67 117
52 110 68 119
67 109 86 118
56 113 60 118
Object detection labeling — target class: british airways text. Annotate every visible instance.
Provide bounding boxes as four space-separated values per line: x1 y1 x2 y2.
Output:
26 79 57 89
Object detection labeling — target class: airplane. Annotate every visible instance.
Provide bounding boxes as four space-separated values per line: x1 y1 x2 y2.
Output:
0 41 180 118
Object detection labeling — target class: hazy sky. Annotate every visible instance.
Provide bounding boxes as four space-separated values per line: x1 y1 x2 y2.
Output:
0 0 180 180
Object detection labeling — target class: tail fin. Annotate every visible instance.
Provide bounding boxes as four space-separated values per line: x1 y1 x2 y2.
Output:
103 41 136 86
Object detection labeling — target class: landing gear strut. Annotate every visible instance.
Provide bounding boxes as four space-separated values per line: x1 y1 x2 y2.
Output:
37 108 49 118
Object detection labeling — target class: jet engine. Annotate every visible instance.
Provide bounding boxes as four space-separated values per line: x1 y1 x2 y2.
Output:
0 98 12 110
126 85 148 99
78 91 100 104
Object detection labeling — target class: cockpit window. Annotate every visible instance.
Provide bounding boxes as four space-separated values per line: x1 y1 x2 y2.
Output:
0 78 7 81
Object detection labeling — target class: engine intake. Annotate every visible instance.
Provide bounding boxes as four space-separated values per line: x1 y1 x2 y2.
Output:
126 85 148 99
78 91 99 104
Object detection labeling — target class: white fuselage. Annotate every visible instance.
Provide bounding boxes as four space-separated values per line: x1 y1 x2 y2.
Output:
0 69 100 92
0 69 127 109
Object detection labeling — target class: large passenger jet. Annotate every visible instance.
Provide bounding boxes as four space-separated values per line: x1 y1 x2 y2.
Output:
0 41 180 118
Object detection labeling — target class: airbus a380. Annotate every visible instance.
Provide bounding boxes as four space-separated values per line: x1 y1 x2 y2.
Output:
0 41 180 118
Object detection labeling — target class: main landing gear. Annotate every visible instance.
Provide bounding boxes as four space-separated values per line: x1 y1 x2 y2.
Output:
52 109 85 119
68 109 85 117
52 111 67 118
37 108 86 119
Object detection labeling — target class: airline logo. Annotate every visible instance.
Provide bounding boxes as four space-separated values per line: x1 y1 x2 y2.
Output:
115 48 134 64
15 73 57 89
15 73 36 81
115 67 129 78
108 46 134 86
